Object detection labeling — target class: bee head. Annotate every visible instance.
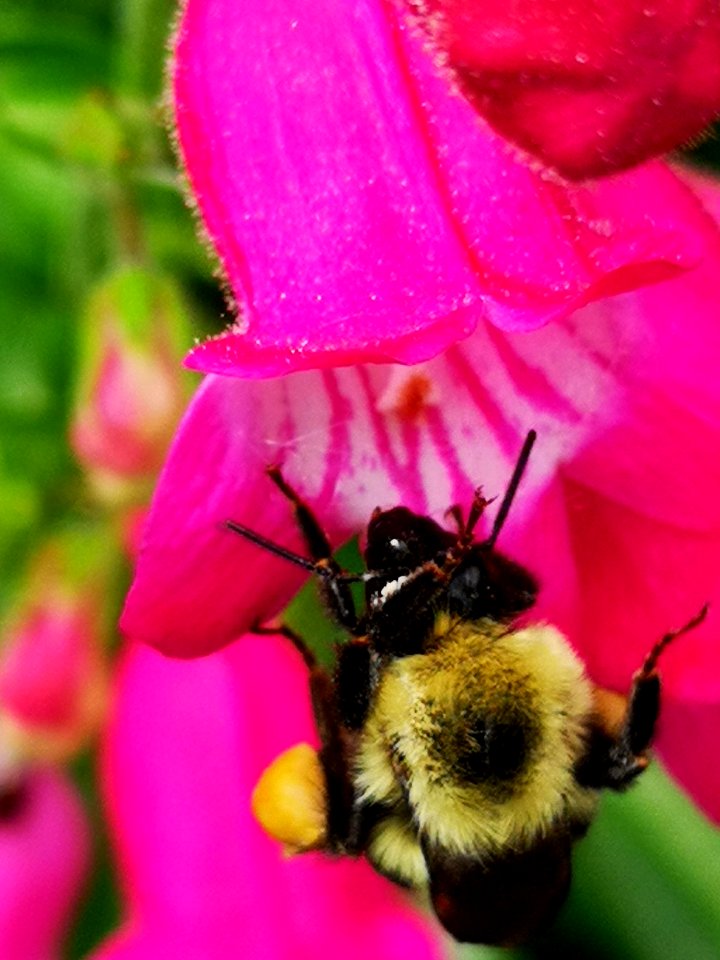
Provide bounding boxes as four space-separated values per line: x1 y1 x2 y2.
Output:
363 505 538 625
364 507 453 574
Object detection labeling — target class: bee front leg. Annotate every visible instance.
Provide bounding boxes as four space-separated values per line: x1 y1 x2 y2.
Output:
266 466 360 633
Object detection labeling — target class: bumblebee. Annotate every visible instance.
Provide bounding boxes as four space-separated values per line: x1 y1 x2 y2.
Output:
227 431 707 946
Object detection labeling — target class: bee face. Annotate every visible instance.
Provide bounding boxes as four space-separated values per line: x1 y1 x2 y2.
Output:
363 506 538 624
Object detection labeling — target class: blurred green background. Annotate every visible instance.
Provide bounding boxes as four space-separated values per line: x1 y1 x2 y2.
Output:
1 0 719 957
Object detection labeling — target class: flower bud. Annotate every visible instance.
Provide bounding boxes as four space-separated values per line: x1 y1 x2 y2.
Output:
0 529 113 761
408 0 720 178
70 267 192 503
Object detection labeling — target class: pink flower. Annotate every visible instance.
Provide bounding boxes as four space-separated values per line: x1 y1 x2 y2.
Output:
407 0 720 179
172 0 709 377
123 169 720 823
0 768 90 960
89 635 444 960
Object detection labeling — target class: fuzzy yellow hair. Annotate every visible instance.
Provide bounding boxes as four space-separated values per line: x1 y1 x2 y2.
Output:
357 616 598 874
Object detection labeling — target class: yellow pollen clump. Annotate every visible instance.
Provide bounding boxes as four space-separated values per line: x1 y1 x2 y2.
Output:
251 743 328 855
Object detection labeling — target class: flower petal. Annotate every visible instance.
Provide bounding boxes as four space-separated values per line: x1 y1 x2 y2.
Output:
121 375 340 655
659 701 720 824
561 480 720 701
173 0 704 375
94 634 444 959
552 172 720 700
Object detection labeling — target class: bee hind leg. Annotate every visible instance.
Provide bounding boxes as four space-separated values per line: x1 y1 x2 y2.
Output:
576 605 709 791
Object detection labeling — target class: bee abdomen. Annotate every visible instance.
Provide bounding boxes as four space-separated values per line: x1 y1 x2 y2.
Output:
425 832 573 946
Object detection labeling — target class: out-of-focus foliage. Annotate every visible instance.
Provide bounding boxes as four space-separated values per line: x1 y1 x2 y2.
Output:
0 0 219 954
1 0 719 958
0 0 222 606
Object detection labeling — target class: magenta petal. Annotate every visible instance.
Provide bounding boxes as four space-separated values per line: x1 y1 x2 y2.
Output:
659 700 720 824
173 0 703 375
0 769 90 960
410 0 720 179
561 226 720 528
121 377 312 655
96 635 444 959
125 171 720 661
562 481 720 700
548 180 720 698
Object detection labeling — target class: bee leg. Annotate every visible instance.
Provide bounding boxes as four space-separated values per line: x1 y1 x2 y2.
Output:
251 622 338 742
335 638 374 729
266 466 360 633
251 622 337 761
576 605 709 791
575 687 650 791
444 504 465 536
309 666 364 852
252 621 360 851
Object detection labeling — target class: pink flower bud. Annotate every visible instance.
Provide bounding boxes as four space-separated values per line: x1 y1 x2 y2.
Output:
408 0 720 178
0 532 111 761
71 268 191 499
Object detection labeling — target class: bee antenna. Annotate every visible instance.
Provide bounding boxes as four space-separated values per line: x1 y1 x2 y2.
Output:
484 430 536 549
224 520 365 583
224 520 318 573
640 602 710 677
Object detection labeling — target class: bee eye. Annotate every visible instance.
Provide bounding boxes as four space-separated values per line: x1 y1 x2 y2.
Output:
386 536 411 561
459 719 529 783
448 556 538 621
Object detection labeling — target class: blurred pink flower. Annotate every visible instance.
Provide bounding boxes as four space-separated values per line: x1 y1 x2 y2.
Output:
89 635 445 960
123 169 720 822
172 0 709 377
0 533 110 761
407 0 720 179
117 506 150 564
0 768 90 960
0 604 98 732
70 269 190 500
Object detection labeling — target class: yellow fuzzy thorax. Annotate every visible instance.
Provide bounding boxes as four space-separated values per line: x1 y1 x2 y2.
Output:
356 615 598 877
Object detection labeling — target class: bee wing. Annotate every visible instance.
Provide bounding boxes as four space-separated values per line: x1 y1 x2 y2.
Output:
424 832 573 947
